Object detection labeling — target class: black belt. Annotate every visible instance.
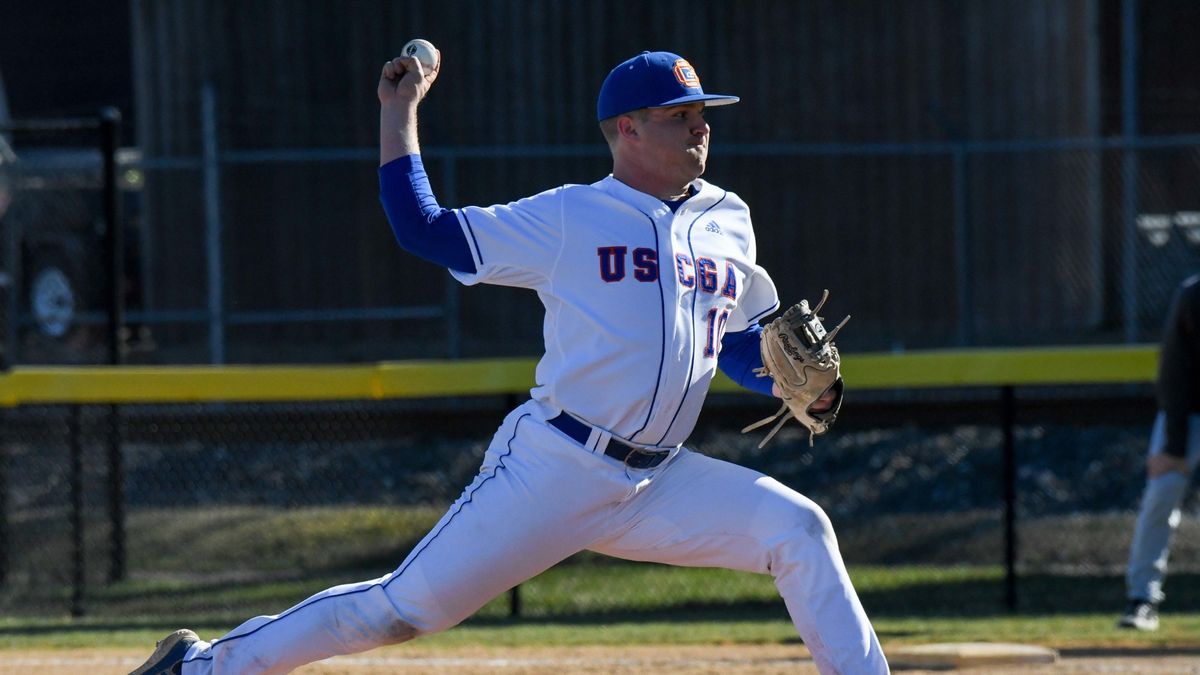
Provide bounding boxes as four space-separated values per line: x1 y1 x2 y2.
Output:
548 412 671 469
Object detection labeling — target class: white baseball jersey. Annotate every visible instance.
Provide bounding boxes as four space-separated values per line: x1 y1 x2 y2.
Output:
452 175 779 448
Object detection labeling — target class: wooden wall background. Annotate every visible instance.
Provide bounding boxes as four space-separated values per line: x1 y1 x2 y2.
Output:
126 0 1200 362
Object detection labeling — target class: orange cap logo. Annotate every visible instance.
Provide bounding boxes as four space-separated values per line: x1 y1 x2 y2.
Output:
673 59 700 88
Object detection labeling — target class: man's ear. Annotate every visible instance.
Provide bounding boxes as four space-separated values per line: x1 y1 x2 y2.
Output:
617 115 638 139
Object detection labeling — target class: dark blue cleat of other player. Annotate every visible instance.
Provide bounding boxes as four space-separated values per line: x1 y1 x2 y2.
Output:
129 629 199 675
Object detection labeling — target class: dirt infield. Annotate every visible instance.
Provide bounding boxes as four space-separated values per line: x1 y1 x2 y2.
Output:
4 644 1198 674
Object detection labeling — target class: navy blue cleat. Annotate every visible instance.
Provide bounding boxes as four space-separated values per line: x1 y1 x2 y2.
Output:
129 629 199 675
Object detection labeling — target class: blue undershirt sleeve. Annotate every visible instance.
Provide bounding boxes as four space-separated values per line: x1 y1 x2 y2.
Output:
378 154 477 274
718 325 775 396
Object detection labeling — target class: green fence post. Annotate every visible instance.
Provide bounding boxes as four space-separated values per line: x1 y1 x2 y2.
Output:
101 108 127 584
506 393 522 618
0 408 7 589
70 405 86 617
1001 386 1018 611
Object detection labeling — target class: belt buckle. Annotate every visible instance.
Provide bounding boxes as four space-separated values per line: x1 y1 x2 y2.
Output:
623 445 665 469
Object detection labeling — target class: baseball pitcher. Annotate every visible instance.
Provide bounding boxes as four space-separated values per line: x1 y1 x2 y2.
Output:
131 48 888 675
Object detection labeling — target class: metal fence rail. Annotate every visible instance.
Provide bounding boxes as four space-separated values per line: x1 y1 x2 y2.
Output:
103 131 1200 366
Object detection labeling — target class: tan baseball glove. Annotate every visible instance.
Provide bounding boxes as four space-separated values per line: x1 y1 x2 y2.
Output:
742 290 850 448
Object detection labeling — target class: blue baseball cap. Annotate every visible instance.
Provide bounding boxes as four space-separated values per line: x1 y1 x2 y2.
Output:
597 51 739 121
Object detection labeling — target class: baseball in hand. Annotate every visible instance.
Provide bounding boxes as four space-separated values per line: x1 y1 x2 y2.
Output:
402 38 440 72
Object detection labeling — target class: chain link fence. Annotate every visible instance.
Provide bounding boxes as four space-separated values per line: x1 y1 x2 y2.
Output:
8 117 1200 364
116 140 1200 365
1 385 1195 622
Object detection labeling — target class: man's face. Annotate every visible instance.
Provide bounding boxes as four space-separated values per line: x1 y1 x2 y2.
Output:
630 102 710 184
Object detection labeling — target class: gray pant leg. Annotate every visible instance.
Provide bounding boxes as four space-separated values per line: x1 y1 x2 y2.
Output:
1126 412 1200 604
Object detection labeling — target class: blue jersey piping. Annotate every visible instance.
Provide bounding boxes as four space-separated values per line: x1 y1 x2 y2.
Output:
628 213 668 442
652 191 728 446
460 210 485 267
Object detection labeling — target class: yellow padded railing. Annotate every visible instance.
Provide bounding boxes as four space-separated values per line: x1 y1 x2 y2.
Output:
0 345 1158 407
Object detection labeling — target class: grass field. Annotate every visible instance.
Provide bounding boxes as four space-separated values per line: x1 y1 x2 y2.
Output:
3 506 1199 671
2 564 1198 652
1 545 1198 671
